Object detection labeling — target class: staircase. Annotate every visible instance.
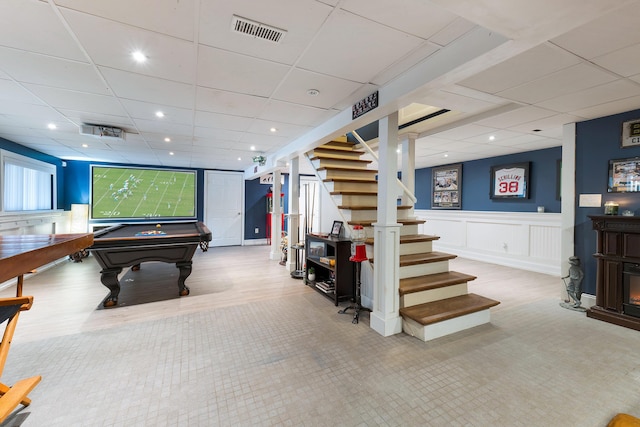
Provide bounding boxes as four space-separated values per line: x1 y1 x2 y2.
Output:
306 138 499 341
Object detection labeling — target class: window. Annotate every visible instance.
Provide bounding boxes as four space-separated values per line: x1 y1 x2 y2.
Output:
1 150 56 212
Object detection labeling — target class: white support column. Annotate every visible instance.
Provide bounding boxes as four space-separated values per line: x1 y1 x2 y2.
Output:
561 123 577 302
371 112 403 337
287 159 300 272
270 170 283 260
401 132 417 209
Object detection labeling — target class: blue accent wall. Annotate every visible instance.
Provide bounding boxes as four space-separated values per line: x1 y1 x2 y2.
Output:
575 108 640 296
415 147 562 213
0 137 65 209
244 175 291 240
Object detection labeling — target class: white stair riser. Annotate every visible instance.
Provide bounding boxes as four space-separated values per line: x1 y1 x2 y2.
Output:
399 260 449 279
333 194 378 205
401 309 492 342
318 170 377 181
399 241 433 255
324 181 378 192
360 224 419 239
343 209 410 223
400 283 468 308
311 158 372 170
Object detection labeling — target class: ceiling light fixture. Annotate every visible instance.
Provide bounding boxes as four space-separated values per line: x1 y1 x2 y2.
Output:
489 135 495 141
169 152 174 156
47 123 56 130
238 157 242 161
82 144 88 148
444 153 449 158
164 137 171 142
155 111 164 118
307 89 320 96
132 50 147 63
270 127 277 133
250 146 256 151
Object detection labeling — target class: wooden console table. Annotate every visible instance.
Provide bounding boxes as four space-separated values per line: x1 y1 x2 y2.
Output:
588 215 640 331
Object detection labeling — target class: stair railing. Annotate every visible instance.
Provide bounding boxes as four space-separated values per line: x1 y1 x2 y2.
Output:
351 130 417 204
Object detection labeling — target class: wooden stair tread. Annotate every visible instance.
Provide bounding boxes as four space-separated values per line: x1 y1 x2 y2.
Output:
319 142 356 151
317 166 377 173
309 156 372 164
399 271 477 296
399 293 500 326
338 205 412 210
348 218 426 227
370 251 456 265
330 190 378 195
323 178 378 183
312 147 365 155
364 234 440 245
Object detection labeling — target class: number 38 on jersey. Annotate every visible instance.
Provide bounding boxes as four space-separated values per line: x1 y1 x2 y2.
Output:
494 167 526 197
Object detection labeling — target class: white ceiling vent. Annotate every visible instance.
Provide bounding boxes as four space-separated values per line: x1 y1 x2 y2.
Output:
80 124 125 141
231 15 286 43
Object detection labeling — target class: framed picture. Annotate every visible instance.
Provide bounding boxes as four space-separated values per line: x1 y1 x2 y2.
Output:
608 157 640 193
621 119 640 148
490 162 530 199
432 164 462 209
330 221 343 237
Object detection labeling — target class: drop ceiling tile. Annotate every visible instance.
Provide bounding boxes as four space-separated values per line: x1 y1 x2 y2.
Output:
0 80 46 105
247 119 310 138
371 42 440 87
194 111 253 131
193 127 244 142
272 68 363 109
258 100 338 127
296 9 424 83
458 43 581 94
62 8 196 84
507 113 584 135
198 0 332 65
592 43 640 78
120 100 193 125
497 63 618 104
0 0 86 61
551 2 640 60
100 67 194 109
195 87 268 116
23 84 127 117
197 45 290 97
433 123 498 140
420 88 499 113
475 105 557 128
132 118 193 137
570 94 640 120
430 17 477 46
0 47 108 95
464 129 522 144
342 0 458 40
58 110 134 129
537 79 640 113
54 0 196 41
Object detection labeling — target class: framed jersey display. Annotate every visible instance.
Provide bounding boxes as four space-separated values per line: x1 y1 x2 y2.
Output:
432 163 461 209
490 162 530 199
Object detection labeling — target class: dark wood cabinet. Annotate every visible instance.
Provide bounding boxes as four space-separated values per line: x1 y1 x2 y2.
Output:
304 234 354 306
588 215 640 331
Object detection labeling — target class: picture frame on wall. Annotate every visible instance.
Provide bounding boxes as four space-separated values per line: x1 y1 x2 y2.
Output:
432 164 462 209
490 162 530 199
608 157 640 193
621 119 640 148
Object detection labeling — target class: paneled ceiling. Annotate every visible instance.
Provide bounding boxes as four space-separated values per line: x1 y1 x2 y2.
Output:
1 0 640 173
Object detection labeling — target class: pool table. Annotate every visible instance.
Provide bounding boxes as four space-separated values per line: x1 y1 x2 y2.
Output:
89 221 212 307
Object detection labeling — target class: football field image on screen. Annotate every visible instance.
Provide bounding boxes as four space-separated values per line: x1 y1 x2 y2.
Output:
91 166 196 219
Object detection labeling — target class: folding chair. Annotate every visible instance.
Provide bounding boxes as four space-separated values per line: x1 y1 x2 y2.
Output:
0 296 41 423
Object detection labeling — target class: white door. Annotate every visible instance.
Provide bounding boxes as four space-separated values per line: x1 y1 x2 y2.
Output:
204 171 243 247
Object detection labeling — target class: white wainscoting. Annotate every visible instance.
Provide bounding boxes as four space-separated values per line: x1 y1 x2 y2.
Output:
0 210 70 235
415 210 562 276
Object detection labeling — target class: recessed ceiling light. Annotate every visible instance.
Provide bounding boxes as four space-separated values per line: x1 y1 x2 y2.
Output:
250 146 256 151
155 111 164 118
164 137 171 142
533 129 542 132
47 123 56 130
444 153 449 158
270 127 277 133
169 152 174 156
238 157 242 161
82 144 88 148
132 50 147 63
307 89 320 96
489 135 495 141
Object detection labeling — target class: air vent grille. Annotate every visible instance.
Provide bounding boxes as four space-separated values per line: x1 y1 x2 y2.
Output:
231 15 286 43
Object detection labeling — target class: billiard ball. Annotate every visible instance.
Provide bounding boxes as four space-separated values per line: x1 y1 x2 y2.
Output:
156 224 161 228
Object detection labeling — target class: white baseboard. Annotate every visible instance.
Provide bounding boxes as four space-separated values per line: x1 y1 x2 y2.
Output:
243 238 268 246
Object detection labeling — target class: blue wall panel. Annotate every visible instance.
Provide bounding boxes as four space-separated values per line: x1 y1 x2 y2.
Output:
415 147 561 213
575 108 640 295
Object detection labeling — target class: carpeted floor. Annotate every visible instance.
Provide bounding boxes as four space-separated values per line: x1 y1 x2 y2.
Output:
1 247 639 426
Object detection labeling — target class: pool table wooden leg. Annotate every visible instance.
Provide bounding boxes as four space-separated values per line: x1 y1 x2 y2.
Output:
176 261 192 296
99 267 122 307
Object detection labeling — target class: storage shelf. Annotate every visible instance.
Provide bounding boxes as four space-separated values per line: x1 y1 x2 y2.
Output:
305 234 354 306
